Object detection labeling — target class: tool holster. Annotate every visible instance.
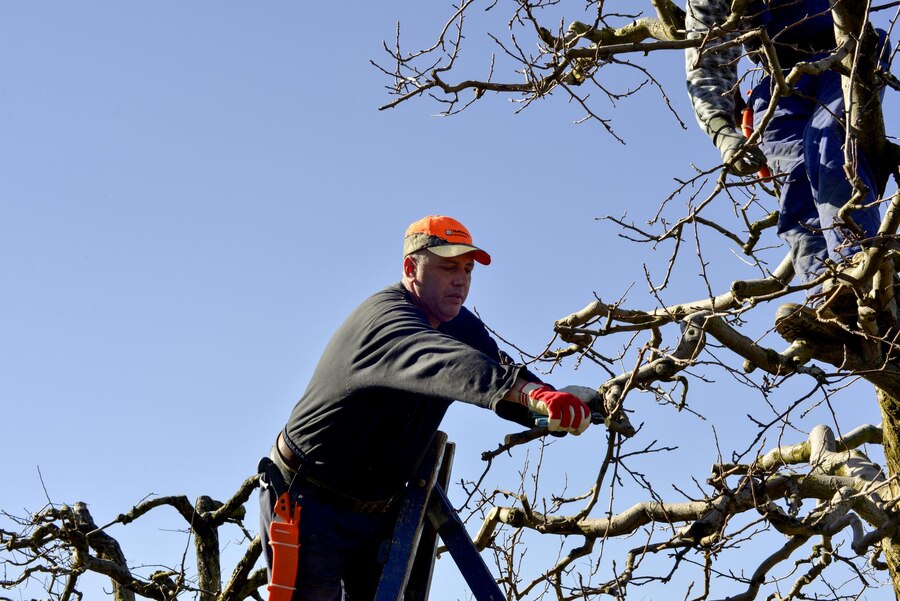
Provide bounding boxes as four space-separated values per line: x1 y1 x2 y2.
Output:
258 457 301 601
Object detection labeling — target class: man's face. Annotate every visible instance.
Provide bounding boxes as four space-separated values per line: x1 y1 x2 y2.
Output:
405 251 475 327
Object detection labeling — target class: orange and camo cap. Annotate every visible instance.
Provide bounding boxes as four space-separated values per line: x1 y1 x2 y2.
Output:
403 215 491 265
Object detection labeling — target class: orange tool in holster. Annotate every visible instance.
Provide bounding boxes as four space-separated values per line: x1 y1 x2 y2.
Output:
741 104 772 180
268 492 301 601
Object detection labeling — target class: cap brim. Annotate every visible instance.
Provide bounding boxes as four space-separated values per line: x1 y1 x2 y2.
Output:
428 244 491 265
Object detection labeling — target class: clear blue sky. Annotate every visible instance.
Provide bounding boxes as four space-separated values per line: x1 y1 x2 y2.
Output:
2 2 897 599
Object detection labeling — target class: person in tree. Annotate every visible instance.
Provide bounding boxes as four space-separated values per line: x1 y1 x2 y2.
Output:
684 0 891 339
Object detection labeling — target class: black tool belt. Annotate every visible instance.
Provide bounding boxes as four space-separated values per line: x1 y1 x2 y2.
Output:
273 432 402 515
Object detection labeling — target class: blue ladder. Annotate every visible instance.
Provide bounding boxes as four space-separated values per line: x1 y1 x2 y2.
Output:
374 431 506 601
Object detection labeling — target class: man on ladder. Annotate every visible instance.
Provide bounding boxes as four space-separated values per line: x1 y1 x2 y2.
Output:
258 215 595 600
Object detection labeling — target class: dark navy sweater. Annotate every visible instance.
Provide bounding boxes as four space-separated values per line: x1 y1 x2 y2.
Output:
282 283 534 501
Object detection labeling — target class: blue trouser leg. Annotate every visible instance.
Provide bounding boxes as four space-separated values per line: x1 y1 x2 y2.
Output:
259 471 396 601
751 68 882 289
805 69 882 257
752 75 825 286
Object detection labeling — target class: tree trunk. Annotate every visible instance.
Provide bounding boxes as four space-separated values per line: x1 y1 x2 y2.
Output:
877 388 900 594
830 0 900 587
193 496 222 601
72 503 137 601
830 0 893 191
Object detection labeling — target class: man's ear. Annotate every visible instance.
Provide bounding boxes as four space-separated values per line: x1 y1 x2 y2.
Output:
403 255 417 279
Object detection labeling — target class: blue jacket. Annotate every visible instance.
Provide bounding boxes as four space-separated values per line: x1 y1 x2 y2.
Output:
685 0 835 140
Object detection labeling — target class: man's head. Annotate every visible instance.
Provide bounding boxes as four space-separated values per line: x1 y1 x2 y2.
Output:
402 216 490 327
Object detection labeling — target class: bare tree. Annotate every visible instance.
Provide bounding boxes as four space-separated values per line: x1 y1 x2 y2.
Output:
1 477 266 601
373 0 900 599
4 1 900 600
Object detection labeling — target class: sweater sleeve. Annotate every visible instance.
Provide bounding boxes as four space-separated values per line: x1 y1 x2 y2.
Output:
441 307 541 428
685 0 741 140
345 292 522 411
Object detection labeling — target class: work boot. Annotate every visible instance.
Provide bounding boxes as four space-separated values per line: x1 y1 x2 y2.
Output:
816 281 859 324
774 302 855 345
818 252 866 315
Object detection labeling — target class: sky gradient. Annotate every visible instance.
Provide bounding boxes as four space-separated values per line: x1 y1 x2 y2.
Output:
3 2 898 599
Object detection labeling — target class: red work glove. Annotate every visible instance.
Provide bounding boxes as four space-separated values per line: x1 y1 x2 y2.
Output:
515 383 591 435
